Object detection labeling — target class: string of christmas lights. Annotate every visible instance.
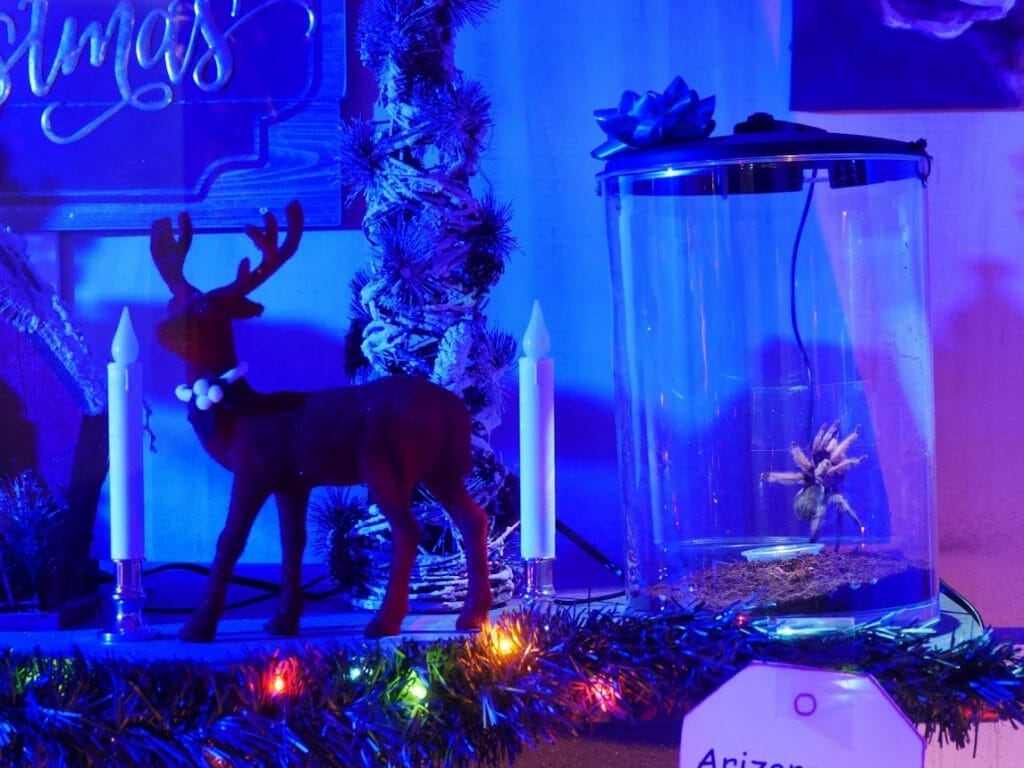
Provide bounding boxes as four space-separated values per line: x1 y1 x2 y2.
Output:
0 606 1021 766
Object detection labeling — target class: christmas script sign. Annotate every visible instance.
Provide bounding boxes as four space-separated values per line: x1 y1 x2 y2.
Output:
0 0 345 230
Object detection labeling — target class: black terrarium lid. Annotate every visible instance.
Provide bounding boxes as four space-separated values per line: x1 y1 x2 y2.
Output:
593 79 930 194
604 113 925 165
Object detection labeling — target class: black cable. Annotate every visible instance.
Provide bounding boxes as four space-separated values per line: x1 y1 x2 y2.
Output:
556 520 625 581
790 170 818 444
938 579 984 628
554 590 626 606
139 562 343 615
145 561 281 592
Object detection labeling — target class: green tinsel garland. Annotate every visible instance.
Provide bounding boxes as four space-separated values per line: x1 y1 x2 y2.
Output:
0 607 1020 766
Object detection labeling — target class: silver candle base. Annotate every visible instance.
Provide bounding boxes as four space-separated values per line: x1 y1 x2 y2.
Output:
523 557 556 608
100 559 157 643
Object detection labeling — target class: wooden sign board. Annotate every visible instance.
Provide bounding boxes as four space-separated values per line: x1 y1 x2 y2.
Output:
0 0 346 231
679 661 925 768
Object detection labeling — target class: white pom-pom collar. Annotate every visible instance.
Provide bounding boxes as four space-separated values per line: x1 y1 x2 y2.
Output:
175 362 248 411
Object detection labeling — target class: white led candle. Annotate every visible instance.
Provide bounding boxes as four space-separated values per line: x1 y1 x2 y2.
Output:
108 307 144 561
519 300 556 565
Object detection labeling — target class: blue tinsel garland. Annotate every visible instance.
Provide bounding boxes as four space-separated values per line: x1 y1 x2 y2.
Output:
0 606 1021 767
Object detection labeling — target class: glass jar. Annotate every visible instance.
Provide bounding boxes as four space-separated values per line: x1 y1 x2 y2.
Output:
598 114 937 634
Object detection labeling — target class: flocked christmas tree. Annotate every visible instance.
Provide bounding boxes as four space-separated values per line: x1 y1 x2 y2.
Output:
319 0 519 610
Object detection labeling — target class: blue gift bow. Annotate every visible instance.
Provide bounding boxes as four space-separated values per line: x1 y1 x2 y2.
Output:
592 76 716 160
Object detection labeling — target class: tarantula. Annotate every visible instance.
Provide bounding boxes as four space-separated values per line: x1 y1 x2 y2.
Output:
761 420 866 542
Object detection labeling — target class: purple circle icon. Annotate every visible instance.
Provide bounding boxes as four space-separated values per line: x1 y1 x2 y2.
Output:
794 692 817 716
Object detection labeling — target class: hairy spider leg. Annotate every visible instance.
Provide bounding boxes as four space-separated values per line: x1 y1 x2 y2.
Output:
813 421 841 456
828 455 867 477
761 470 807 485
830 492 865 537
789 442 814 473
828 424 862 463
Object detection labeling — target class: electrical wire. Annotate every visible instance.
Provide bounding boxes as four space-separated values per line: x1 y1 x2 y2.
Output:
790 169 818 444
554 590 626 606
141 561 342 615
556 520 624 581
938 579 985 628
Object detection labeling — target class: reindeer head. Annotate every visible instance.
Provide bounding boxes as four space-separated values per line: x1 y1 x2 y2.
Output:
150 202 304 376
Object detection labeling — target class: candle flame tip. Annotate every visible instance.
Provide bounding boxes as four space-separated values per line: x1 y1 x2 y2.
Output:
111 307 140 364
522 301 551 359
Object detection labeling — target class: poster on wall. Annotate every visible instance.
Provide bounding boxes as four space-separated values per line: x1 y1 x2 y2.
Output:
792 0 1024 110
0 0 346 231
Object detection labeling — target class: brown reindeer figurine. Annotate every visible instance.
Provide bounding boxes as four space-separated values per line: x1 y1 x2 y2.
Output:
150 201 493 641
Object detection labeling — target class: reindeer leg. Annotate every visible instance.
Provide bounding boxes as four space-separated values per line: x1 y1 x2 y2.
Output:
426 477 492 631
265 487 310 637
181 477 270 642
363 474 420 639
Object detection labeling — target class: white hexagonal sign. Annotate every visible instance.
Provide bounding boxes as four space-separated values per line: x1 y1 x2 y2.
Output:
679 661 924 768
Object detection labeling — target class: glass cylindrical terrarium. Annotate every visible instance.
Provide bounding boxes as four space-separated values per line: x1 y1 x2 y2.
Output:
598 113 938 634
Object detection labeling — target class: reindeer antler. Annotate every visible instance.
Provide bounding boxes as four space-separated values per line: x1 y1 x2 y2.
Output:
221 201 305 298
151 212 197 298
